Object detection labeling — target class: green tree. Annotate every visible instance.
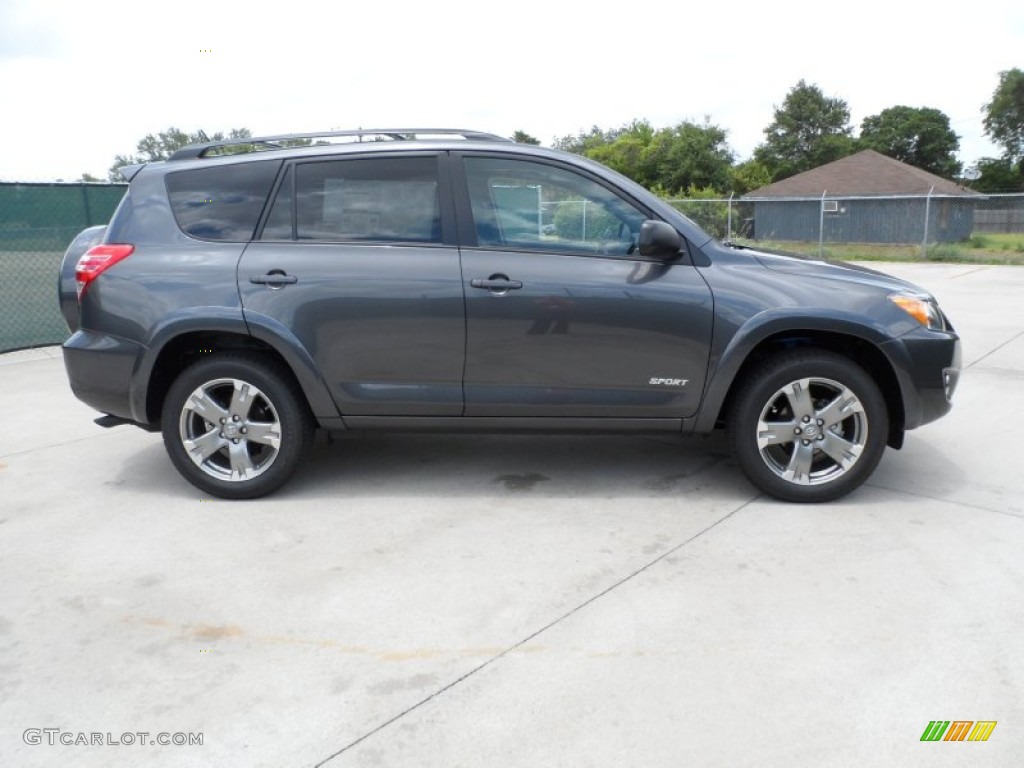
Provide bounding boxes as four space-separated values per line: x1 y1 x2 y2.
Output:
729 159 772 195
78 172 102 182
859 106 961 177
552 124 622 154
108 127 252 180
556 119 734 194
641 119 734 193
969 157 1024 192
754 80 856 181
583 120 657 184
982 68 1024 163
511 130 541 145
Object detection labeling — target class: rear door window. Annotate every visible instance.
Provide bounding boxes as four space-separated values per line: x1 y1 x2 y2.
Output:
261 156 442 244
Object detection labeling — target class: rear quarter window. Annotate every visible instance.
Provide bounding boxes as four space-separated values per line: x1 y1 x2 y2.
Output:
165 160 280 241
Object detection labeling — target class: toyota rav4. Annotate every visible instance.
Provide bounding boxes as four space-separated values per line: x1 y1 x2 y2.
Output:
58 129 961 502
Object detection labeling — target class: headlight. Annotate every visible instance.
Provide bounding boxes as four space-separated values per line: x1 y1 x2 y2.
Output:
889 293 945 330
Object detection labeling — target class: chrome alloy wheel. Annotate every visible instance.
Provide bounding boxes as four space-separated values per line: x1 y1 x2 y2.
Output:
178 378 282 482
756 377 867 486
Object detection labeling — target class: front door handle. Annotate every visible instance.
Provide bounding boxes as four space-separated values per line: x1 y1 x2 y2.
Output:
250 272 298 286
470 276 523 291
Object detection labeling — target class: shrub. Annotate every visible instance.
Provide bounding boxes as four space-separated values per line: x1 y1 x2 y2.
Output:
925 243 968 261
552 200 619 241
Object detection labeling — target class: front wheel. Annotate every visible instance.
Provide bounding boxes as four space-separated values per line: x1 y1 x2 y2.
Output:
161 354 314 499
728 350 889 503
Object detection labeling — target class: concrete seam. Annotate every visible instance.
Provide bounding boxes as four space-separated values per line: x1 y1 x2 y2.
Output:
0 427 130 461
965 328 1024 370
864 481 1023 519
950 266 988 279
313 495 758 766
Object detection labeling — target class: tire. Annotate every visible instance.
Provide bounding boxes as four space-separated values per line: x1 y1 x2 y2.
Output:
728 350 889 503
161 354 314 499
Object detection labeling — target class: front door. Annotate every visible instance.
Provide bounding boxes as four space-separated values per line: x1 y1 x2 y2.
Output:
455 154 714 418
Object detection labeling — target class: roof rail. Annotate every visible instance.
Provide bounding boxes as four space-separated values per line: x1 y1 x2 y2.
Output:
168 129 512 161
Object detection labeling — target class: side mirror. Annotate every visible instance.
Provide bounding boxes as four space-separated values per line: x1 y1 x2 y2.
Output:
638 220 682 259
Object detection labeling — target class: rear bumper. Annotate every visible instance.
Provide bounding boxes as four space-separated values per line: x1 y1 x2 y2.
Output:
62 330 146 423
880 326 961 431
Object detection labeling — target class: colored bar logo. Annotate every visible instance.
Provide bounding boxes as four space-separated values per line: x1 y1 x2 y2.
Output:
921 721 997 742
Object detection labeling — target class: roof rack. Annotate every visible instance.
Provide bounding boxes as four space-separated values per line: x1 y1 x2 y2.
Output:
168 128 512 161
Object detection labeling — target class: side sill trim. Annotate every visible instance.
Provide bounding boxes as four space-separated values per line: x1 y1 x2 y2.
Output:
342 416 683 433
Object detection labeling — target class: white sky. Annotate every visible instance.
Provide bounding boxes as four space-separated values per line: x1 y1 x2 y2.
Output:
0 0 1021 182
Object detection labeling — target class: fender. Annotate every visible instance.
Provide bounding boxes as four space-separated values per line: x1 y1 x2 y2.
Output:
128 308 340 424
240 311 341 421
690 308 895 434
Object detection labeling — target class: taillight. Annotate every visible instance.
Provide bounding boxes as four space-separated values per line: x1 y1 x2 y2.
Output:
75 244 134 299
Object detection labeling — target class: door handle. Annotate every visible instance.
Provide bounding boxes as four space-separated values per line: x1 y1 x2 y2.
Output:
250 272 298 286
470 277 523 291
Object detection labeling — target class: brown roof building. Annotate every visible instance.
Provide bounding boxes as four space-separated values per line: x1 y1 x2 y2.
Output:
742 150 976 244
746 149 977 198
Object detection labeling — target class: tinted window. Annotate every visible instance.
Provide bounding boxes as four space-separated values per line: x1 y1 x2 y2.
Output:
464 157 647 256
166 160 280 241
284 156 441 243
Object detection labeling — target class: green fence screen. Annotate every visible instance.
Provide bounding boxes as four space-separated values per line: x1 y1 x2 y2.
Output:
0 182 126 353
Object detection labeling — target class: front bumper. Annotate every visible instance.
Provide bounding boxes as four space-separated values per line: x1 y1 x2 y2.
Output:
880 325 961 431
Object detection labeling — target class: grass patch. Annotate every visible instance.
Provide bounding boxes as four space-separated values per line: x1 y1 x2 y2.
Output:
965 232 1024 253
735 236 1024 265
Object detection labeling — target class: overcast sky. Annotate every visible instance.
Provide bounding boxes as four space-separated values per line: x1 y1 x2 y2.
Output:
1 0 1021 182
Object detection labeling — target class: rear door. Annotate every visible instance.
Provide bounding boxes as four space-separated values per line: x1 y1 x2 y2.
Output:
454 153 714 418
238 152 465 416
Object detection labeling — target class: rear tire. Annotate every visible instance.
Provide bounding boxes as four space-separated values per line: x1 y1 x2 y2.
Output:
728 350 888 503
161 354 314 499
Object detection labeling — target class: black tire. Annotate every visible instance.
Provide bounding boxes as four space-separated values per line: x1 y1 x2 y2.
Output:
161 354 314 499
728 350 889 503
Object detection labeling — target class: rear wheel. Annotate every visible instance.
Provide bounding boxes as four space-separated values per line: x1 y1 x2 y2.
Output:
161 354 314 499
728 350 888 502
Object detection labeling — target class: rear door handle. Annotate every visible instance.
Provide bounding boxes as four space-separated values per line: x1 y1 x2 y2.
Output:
470 277 523 291
250 272 298 286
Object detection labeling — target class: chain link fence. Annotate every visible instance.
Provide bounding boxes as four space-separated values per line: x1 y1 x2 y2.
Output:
1 182 125 353
665 193 1024 260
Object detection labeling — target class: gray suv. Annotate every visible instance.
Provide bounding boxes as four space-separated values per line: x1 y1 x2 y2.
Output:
58 129 961 502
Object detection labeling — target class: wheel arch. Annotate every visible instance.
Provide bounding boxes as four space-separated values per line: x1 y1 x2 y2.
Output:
697 325 906 449
135 314 339 427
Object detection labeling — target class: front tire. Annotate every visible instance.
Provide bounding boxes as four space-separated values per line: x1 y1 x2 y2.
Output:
161 354 314 499
728 350 889 503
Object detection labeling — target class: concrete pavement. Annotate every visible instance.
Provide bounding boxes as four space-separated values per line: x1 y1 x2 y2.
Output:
0 263 1022 767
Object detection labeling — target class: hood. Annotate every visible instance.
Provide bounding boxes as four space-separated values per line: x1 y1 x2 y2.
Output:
728 245 930 298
